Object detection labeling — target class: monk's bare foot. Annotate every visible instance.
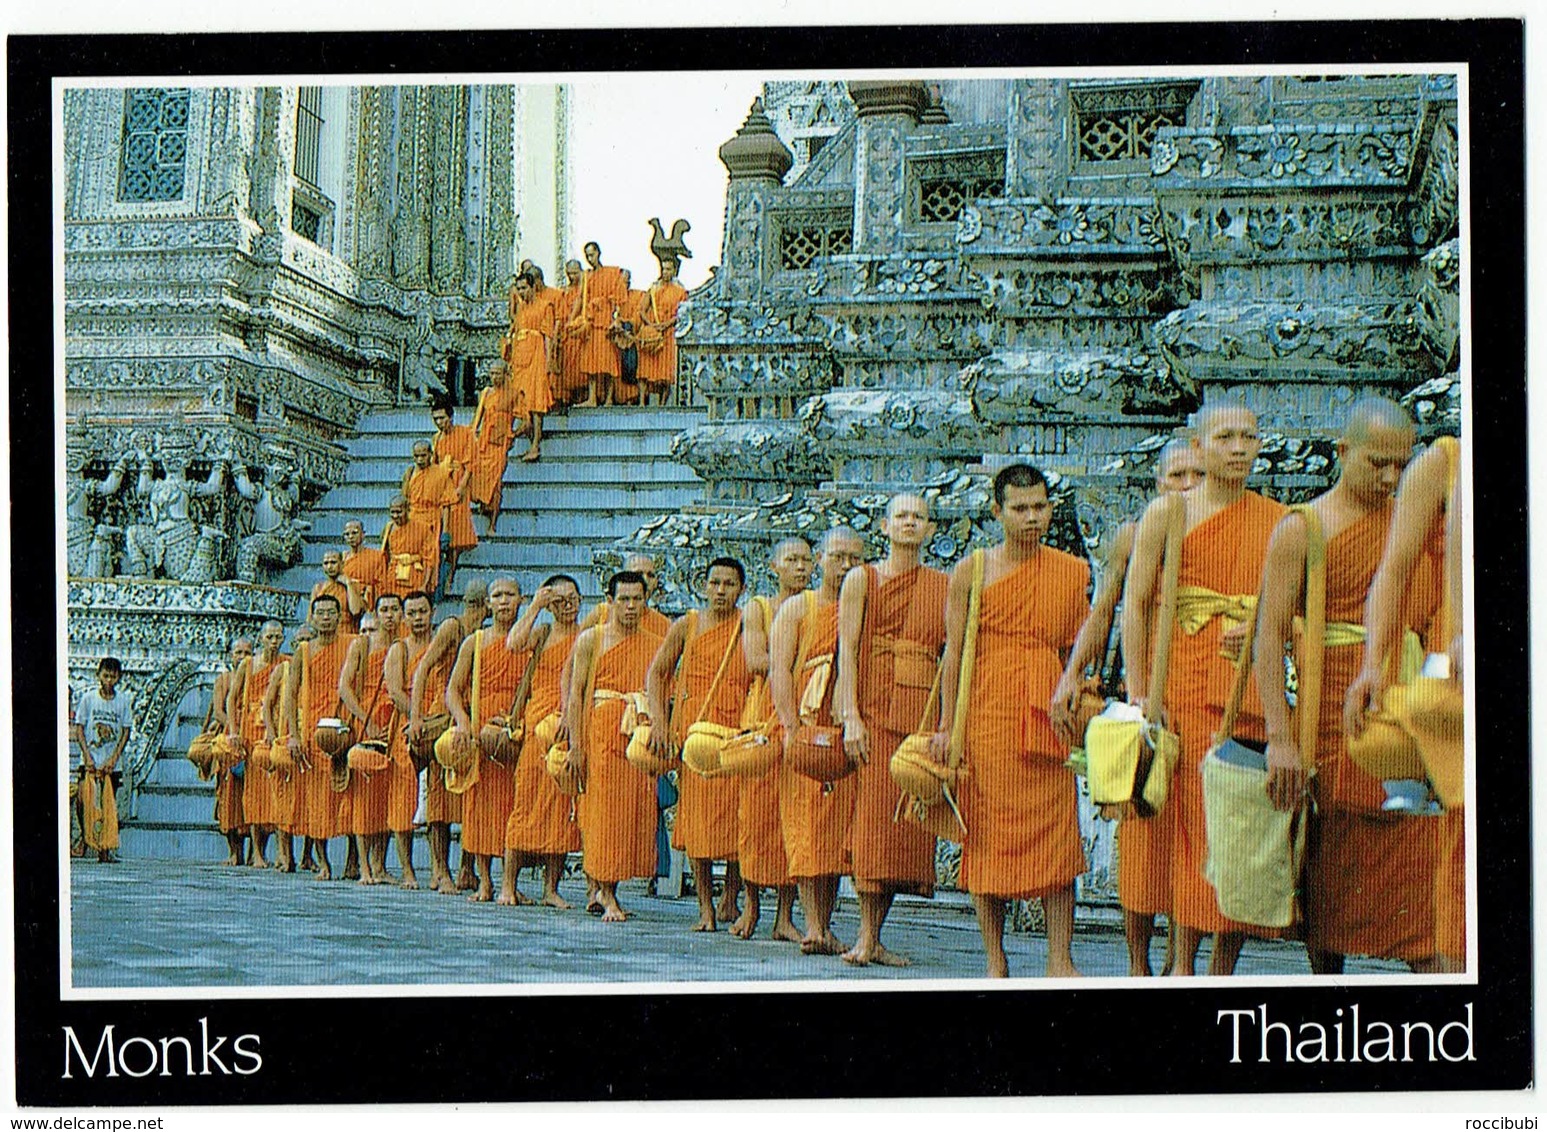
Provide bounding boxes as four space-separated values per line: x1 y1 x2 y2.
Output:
343 863 361 881
315 865 333 882
600 896 628 923
715 897 739 923
771 918 803 944
843 941 909 967
730 908 757 940
357 872 372 886
520 446 540 463
1047 958 1083 978
801 930 847 956
986 957 1010 978
542 891 572 910
251 856 268 869
223 852 241 866
434 876 458 896
399 871 420 891
691 914 717 933
456 870 477 892
468 882 493 903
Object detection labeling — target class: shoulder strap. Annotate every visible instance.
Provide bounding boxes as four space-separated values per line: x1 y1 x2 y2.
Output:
791 591 819 676
1435 436 1461 648
946 550 986 769
1214 601 1259 744
1292 504 1327 769
507 622 552 724
1146 493 1185 725
693 613 746 726
470 628 485 730
297 641 311 732
578 628 602 755
380 521 394 553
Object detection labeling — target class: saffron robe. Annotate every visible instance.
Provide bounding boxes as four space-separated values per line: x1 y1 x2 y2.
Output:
470 382 520 511
311 578 361 636
211 675 246 835
346 643 395 837
737 599 790 887
850 564 948 895
297 637 351 841
670 611 753 861
459 630 523 857
403 462 459 546
269 660 300 833
778 600 857 878
505 630 582 854
636 279 688 391
235 655 287 830
381 517 439 599
1161 491 1287 934
959 550 1090 899
419 624 464 825
1304 505 1442 961
555 282 588 403
432 423 481 553
578 630 663 882
577 265 627 376
342 546 388 617
506 297 556 418
583 604 672 637
611 289 647 405
386 638 430 833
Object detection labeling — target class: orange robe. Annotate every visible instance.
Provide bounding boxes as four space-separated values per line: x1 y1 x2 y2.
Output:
577 265 627 376
670 611 752 861
269 660 300 834
850 564 948 894
346 643 395 837
403 462 458 547
959 551 1090 898
583 604 672 637
578 629 663 882
779 601 857 878
460 630 523 857
211 675 245 834
297 637 351 841
381 517 438 598
235 655 287 830
470 382 519 511
1302 505 1443 961
419 623 464 826
1162 491 1287 934
737 599 790 888
555 282 587 404
311 578 360 636
386 637 430 833
506 631 582 855
636 279 688 391
611 289 647 405
432 424 480 553
506 298 556 418
342 546 388 615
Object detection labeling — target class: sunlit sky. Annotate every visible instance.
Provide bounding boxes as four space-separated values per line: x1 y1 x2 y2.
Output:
567 75 764 291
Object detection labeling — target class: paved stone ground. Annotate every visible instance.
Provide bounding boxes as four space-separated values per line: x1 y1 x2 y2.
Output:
69 860 1403 988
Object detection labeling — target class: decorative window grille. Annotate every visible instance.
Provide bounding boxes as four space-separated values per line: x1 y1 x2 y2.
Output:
1071 82 1198 164
118 88 191 203
291 201 323 243
908 151 1006 226
779 223 853 270
294 86 324 187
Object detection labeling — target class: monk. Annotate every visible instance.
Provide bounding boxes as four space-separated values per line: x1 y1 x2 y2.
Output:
430 402 480 590
647 558 754 932
285 594 352 881
637 257 688 406
934 465 1090 977
225 620 287 869
446 576 525 902
1123 400 1287 976
564 570 664 922
608 270 645 407
211 637 254 865
732 539 812 943
835 494 949 967
1256 398 1439 974
311 549 367 635
1051 437 1201 975
412 580 489 894
1345 431 1464 971
555 259 588 407
770 527 867 954
501 574 584 908
580 554 673 638
382 590 437 889
505 274 557 463
382 494 439 599
339 592 406 885
342 520 388 615
470 362 519 533
262 624 314 871
574 241 627 408
403 442 459 598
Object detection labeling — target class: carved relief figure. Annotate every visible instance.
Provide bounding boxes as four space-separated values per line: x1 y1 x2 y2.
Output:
234 454 308 583
124 442 227 581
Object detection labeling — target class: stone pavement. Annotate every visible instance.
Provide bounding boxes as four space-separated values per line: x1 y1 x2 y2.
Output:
69 860 1404 989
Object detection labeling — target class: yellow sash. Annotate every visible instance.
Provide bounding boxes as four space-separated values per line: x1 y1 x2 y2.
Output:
1175 586 1257 635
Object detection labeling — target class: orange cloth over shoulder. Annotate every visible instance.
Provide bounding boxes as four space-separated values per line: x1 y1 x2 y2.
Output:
737 597 790 888
506 297 556 418
778 600 856 878
403 462 458 546
432 424 480 553
460 630 523 856
342 547 388 616
297 638 351 841
506 630 582 855
381 517 438 599
470 382 519 510
385 637 429 833
636 279 688 392
347 642 395 837
670 611 752 861
577 629 662 883
577 265 626 376
237 656 287 830
958 550 1089 899
418 624 464 826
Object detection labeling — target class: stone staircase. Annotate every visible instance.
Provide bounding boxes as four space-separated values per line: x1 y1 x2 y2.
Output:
118 402 707 860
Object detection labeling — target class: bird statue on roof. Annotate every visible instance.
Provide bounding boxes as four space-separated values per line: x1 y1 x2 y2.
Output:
648 217 692 265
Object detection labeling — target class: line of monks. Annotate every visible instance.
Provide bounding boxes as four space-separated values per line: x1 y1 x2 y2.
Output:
200 391 1465 979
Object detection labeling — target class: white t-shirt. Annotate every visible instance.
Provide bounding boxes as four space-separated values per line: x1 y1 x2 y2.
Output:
76 687 132 766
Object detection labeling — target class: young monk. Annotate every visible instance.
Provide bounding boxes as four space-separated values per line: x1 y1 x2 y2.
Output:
732 538 813 943
1123 400 1287 976
382 494 439 599
341 519 388 615
403 440 461 600
211 637 254 865
411 581 489 894
1345 430 1464 971
470 361 518 533
339 592 405 885
501 575 584 908
770 526 867 954
504 274 557 463
382 590 438 889
1051 437 1202 975
934 465 1090 977
835 494 949 967
311 549 367 635
226 620 287 869
565 570 665 922
262 624 313 872
430 402 480 590
285 594 352 881
1257 397 1440 974
647 558 754 931
446 576 525 902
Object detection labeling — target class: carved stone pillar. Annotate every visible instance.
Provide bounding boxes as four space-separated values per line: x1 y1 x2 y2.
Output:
391 86 432 291
1005 78 1071 197
847 80 927 255
429 85 468 294
717 97 793 301
351 86 390 280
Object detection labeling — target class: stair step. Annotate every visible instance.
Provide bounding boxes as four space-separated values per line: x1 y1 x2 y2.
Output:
350 408 705 439
327 458 702 484
303 484 696 515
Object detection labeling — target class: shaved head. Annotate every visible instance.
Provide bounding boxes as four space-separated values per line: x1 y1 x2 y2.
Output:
462 578 489 606
624 553 657 573
821 525 864 552
772 537 813 559
1340 396 1414 445
1196 397 1258 436
886 493 929 521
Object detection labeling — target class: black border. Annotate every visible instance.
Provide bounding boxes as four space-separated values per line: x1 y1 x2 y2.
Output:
10 20 1530 1105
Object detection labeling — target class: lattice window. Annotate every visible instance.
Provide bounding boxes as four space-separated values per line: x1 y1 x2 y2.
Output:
1071 82 1198 165
779 224 853 270
918 173 1004 224
291 200 323 243
117 88 190 203
294 86 324 187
